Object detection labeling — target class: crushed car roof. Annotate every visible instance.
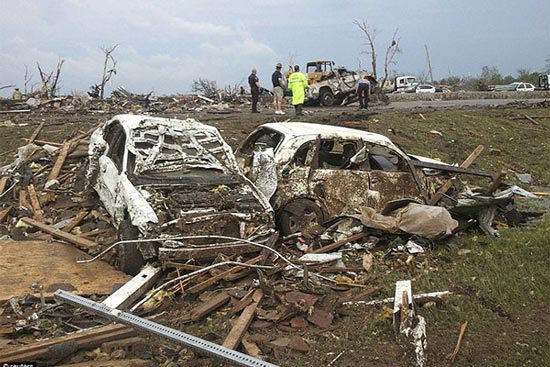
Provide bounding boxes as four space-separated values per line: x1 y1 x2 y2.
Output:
259 122 395 146
106 114 217 132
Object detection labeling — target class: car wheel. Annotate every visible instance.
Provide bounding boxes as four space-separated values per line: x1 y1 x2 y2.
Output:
117 219 144 275
319 90 335 106
278 199 325 235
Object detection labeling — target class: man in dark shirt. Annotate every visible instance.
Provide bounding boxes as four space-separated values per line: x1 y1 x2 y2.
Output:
272 63 285 115
248 68 261 113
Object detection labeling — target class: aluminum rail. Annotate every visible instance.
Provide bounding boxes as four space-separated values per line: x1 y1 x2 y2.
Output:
54 290 279 367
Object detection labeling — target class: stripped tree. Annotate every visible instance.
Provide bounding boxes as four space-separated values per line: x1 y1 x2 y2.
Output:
37 59 65 98
354 19 400 91
98 44 118 99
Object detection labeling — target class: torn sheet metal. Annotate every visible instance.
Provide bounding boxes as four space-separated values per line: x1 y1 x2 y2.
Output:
87 115 275 260
251 146 277 200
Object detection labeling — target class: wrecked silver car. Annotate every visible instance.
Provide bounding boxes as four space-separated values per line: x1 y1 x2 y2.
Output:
236 122 514 235
88 114 273 274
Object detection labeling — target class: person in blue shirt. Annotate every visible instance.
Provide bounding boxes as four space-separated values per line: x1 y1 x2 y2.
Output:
356 75 371 109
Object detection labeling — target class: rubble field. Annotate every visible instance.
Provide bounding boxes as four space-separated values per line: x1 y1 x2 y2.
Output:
0 97 550 367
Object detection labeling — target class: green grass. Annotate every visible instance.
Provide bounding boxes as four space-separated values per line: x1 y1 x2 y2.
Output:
357 108 550 186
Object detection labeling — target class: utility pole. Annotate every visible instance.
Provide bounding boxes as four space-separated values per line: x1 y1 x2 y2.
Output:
425 44 433 84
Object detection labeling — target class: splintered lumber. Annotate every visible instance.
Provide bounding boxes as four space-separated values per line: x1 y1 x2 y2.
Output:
222 289 264 350
159 243 262 261
0 176 9 195
1 323 137 362
21 217 98 251
190 291 231 321
311 232 367 254
488 169 507 194
430 144 484 205
0 206 12 223
27 184 44 221
63 210 90 232
56 360 150 367
29 120 46 143
19 189 32 211
186 255 265 294
46 140 71 188
448 321 468 362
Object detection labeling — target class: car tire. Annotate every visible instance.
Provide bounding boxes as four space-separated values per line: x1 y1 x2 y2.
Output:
278 199 325 236
117 219 144 276
319 90 335 106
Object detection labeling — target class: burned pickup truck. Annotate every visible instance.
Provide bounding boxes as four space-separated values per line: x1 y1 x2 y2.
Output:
236 122 528 236
87 115 273 274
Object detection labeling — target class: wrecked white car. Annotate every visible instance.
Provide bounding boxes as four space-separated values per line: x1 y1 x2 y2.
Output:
236 122 510 235
87 115 273 274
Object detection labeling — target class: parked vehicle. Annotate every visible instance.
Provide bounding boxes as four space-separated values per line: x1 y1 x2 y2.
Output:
416 84 436 93
87 114 273 274
235 122 500 235
393 76 418 93
497 82 535 92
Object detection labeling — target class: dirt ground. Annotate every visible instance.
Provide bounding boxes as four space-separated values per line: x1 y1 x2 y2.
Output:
1 97 549 367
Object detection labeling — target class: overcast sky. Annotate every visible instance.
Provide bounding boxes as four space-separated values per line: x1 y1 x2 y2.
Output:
1 0 549 97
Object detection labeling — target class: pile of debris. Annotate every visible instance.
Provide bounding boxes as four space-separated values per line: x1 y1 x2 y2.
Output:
0 116 544 367
0 85 255 116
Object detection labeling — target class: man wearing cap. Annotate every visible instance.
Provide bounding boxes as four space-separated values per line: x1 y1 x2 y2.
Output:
272 63 285 115
287 65 308 116
248 68 261 113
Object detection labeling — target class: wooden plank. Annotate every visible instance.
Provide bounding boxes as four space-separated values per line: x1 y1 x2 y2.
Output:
56 360 150 367
102 265 162 310
430 144 484 205
222 289 264 350
28 120 46 143
159 243 262 261
27 184 44 221
190 291 231 321
523 114 539 125
186 255 265 295
19 189 32 211
0 206 12 223
488 169 507 194
46 141 71 187
21 216 99 251
310 232 367 254
0 176 8 195
63 210 90 232
0 240 131 301
1 323 136 362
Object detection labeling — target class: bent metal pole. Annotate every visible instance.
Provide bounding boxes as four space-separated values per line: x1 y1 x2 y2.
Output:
54 290 279 367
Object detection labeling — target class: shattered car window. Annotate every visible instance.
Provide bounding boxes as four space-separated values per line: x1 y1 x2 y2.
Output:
366 144 408 172
318 139 360 170
240 129 283 155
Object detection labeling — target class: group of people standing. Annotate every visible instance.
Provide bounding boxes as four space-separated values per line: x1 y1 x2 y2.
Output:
248 63 308 116
248 64 372 115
